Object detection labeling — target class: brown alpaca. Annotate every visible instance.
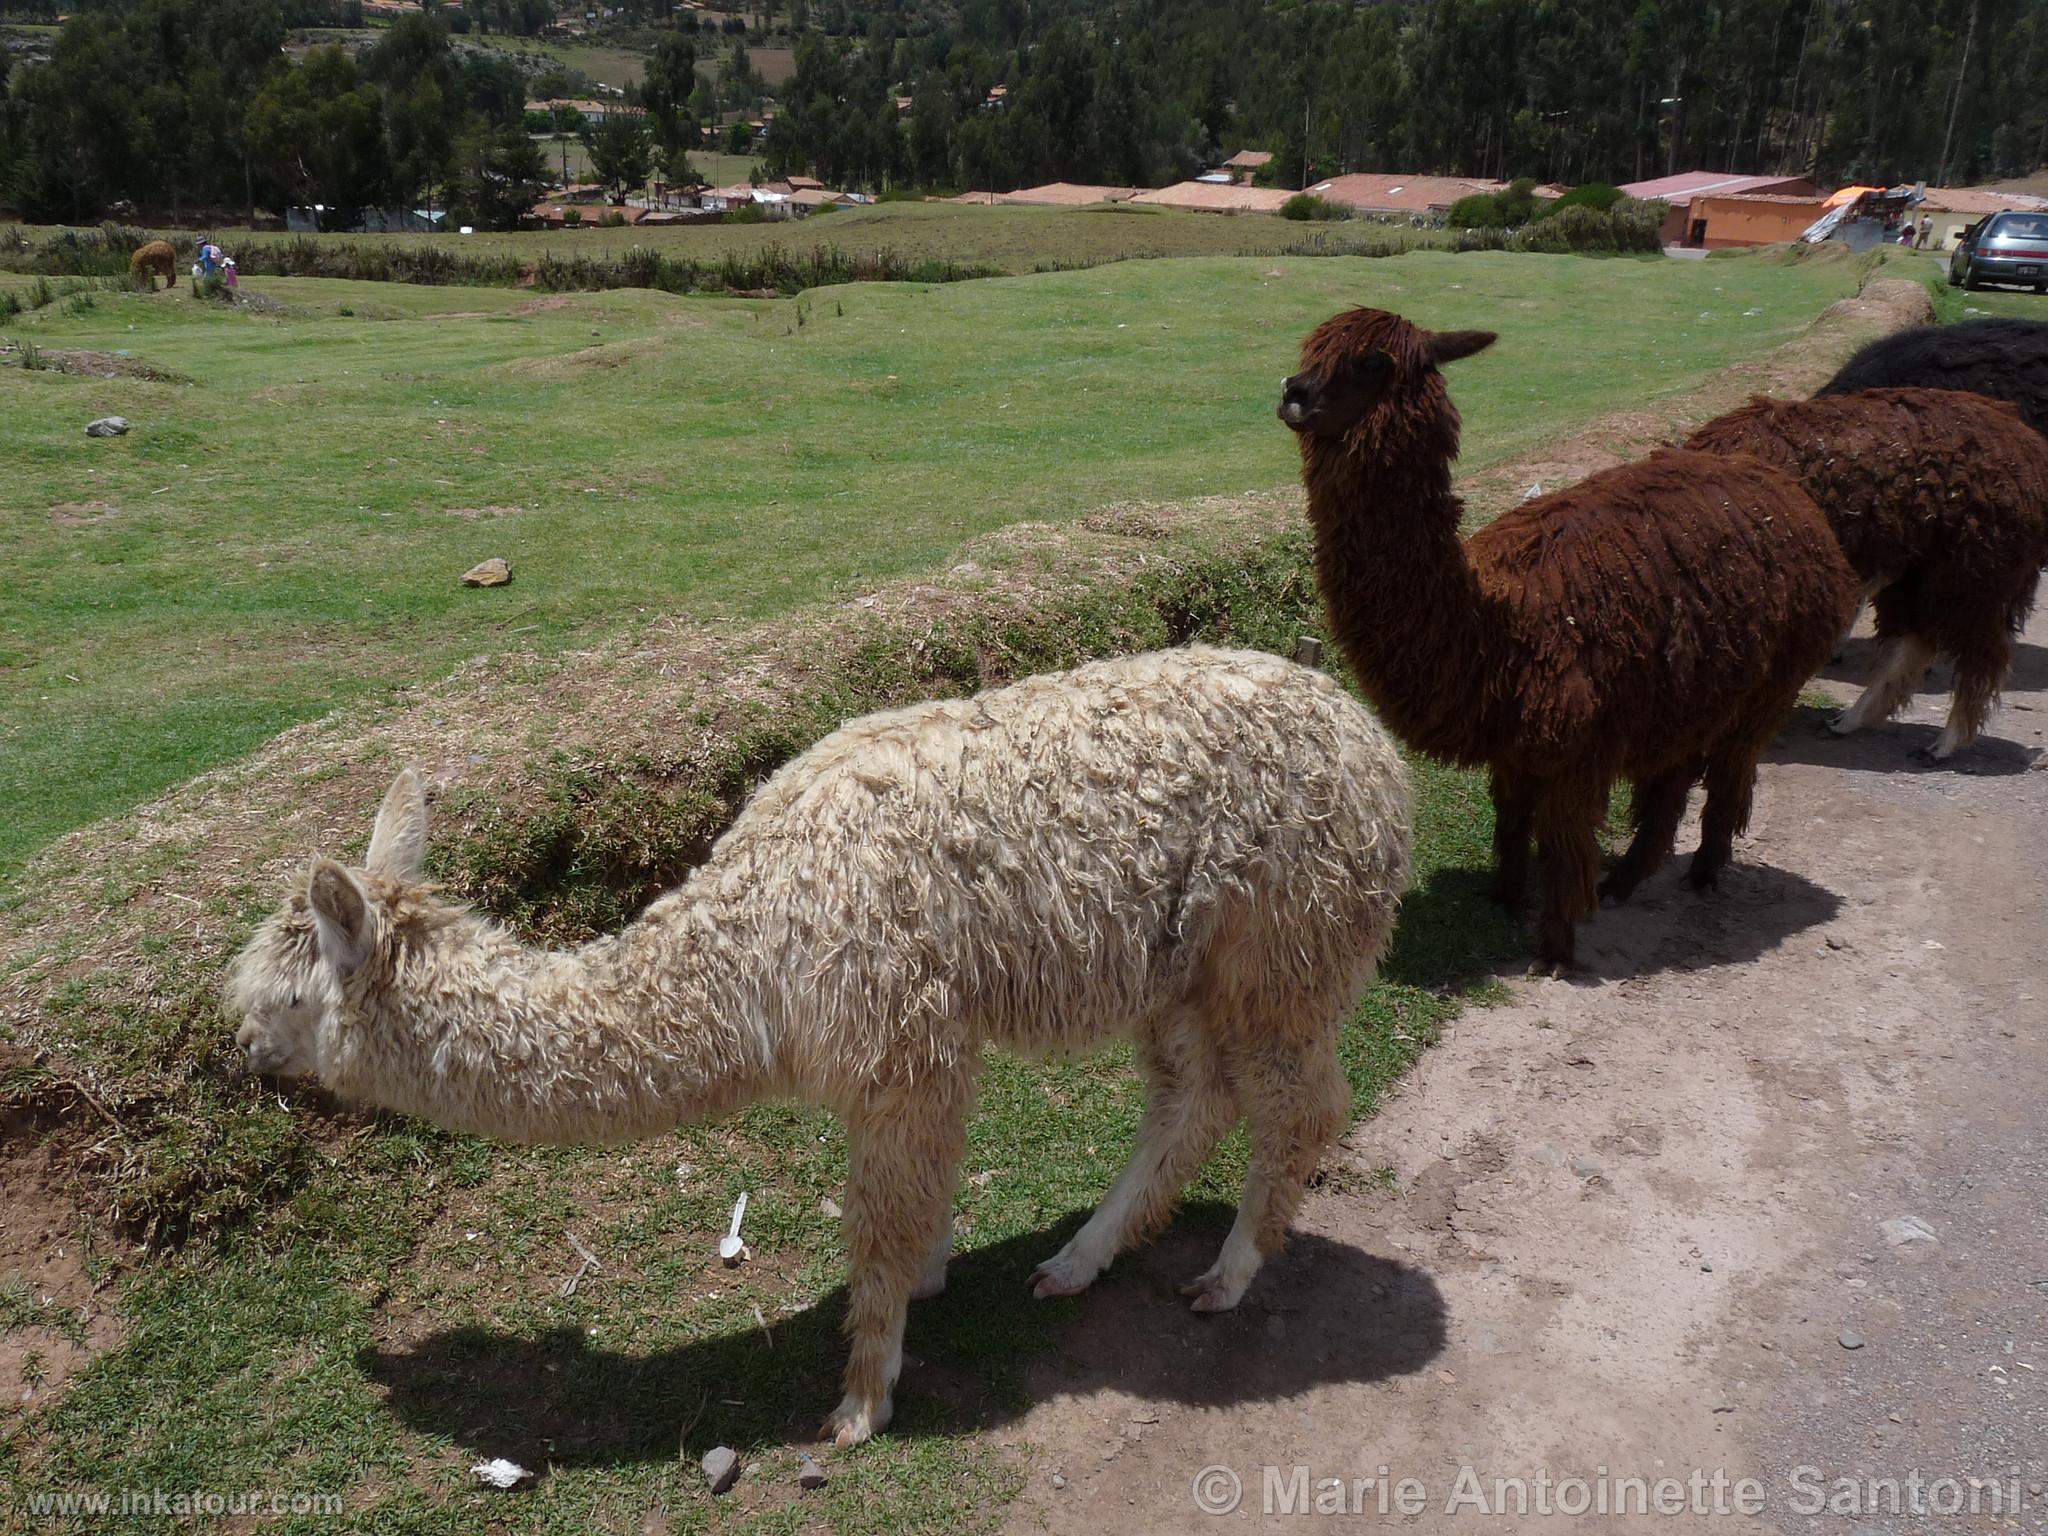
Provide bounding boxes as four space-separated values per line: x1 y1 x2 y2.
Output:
1685 389 2048 759
130 240 177 291
1280 307 1857 971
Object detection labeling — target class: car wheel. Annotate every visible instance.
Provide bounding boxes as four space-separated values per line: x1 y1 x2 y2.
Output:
1964 271 1982 291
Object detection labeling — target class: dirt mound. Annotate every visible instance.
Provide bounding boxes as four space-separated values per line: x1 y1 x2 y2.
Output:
5 348 192 384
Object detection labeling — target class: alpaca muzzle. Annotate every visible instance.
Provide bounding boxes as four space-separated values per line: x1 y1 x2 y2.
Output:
1277 375 1320 432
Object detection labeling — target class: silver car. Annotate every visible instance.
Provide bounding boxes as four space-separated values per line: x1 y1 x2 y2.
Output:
1949 210 2048 292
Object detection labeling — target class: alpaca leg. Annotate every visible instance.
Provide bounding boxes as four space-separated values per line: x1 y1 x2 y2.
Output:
1685 744 1765 891
1182 1029 1348 1313
1832 582 1883 662
1489 767 1535 910
823 1090 967 1448
912 1211 953 1301
1833 635 1936 737
1926 627 2013 761
1598 769 1694 908
1532 785 1603 973
1031 1032 1234 1300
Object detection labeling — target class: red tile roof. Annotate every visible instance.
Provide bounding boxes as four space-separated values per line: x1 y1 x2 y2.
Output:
998 182 1142 206
1616 171 1820 202
1128 181 1294 213
1308 174 1505 214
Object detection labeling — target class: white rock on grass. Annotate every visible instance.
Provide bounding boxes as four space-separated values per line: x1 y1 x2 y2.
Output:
701 1445 740 1495
462 558 511 587
470 1458 531 1489
85 417 130 438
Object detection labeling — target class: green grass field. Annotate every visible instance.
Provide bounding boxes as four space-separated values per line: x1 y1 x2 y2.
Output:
0 245 1885 1534
0 248 1873 880
215 199 1458 274
526 142 764 188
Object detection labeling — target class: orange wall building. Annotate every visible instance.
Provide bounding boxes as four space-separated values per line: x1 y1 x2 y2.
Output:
1681 192 1831 248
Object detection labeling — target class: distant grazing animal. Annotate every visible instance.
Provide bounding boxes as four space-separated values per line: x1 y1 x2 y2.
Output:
1686 389 2048 760
227 648 1413 1447
1818 317 2048 437
129 240 177 291
1279 307 1856 972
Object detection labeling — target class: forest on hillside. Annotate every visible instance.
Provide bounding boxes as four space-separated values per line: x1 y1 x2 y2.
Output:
4 0 2046 223
762 0 2048 193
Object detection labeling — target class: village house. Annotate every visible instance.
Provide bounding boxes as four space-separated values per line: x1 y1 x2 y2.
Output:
1915 186 2048 249
1220 150 1272 184
1308 173 1505 219
1616 170 1825 246
1128 181 1293 214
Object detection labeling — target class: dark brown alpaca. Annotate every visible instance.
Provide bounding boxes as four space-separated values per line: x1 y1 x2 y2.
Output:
1281 308 1856 971
1686 389 2048 760
130 240 177 291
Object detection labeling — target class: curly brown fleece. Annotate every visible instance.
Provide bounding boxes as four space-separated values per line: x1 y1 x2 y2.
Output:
129 240 177 291
1685 388 2048 757
1281 307 1857 970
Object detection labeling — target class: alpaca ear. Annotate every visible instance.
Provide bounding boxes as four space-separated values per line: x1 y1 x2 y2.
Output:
1428 329 1497 366
365 768 428 882
308 859 373 978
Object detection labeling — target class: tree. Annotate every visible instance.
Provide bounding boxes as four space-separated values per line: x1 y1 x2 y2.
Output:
582 110 653 199
726 119 755 155
246 45 388 222
641 33 700 173
448 120 548 228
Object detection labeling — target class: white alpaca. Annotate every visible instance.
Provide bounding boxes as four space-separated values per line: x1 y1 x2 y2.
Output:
227 646 1412 1446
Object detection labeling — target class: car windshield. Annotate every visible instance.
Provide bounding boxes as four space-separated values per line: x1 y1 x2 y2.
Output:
1988 214 2048 240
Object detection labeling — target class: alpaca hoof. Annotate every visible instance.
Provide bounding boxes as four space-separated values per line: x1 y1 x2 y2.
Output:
819 1392 890 1448
1827 712 1858 738
1595 877 1634 910
1683 869 1721 894
1525 956 1571 979
1179 1267 1250 1313
1030 1252 1100 1300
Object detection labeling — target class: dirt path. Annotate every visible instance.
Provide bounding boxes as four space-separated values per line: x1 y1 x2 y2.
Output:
997 358 2048 1536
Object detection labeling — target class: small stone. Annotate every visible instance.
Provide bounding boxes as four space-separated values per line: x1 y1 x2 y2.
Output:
1889 1412 1903 1423
700 1446 740 1495
820 1197 842 1219
1051 1473 1067 1490
1880 1216 1937 1247
1569 1155 1603 1178
85 416 130 438
1839 1330 1865 1351
1701 1262 1714 1273
463 558 511 587
797 1453 827 1490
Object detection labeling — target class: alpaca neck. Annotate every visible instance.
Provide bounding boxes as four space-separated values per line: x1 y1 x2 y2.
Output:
332 904 775 1146
1300 406 1500 764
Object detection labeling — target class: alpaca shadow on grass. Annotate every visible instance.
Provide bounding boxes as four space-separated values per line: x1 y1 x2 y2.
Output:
360 1211 1446 1470
1771 701 2041 778
1393 839 1843 987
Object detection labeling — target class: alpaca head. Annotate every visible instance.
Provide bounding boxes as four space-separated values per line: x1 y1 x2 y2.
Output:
226 768 432 1080
1278 307 1495 455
